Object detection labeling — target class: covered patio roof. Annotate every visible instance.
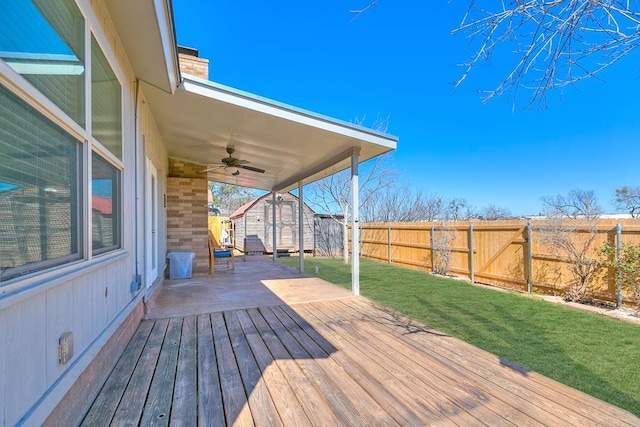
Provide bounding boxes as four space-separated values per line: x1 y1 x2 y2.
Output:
107 0 397 191
141 76 398 192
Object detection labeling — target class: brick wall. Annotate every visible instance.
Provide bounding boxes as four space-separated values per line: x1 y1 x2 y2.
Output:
166 158 209 276
178 53 209 80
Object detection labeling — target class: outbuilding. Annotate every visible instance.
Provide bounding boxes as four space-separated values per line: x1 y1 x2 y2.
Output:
231 192 315 254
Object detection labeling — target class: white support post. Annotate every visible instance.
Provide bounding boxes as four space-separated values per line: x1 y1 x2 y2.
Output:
298 182 304 273
272 192 277 262
351 149 360 296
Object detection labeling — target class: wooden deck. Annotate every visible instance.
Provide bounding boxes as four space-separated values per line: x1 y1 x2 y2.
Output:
81 297 639 426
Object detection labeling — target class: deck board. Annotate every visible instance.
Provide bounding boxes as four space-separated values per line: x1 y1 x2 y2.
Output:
196 314 225 427
305 300 484 426
225 310 283 427
140 317 182 426
82 297 639 426
110 318 169 425
246 308 343 427
171 315 197 427
235 310 313 427
79 319 154 426
211 312 254 426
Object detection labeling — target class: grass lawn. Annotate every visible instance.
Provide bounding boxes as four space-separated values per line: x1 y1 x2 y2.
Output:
279 256 640 416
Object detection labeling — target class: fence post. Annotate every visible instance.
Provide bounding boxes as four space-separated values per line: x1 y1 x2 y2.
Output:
469 223 475 283
387 223 392 264
430 225 435 273
526 220 533 293
616 223 623 308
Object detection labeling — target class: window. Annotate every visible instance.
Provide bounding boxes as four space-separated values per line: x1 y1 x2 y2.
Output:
0 2 125 283
0 84 82 283
91 36 122 160
92 152 121 254
91 35 122 254
0 0 85 126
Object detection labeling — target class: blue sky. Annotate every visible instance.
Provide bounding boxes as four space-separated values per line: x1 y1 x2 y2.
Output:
173 1 640 216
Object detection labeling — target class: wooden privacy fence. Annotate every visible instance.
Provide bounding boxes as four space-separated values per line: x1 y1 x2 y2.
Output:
354 219 640 305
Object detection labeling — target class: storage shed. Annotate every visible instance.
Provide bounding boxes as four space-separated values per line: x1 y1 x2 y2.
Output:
231 192 315 254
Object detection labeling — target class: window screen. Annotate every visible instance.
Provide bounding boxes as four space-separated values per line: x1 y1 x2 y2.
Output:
0 84 82 283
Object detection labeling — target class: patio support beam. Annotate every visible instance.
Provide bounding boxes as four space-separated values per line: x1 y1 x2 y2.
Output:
351 148 360 295
298 181 304 273
272 191 277 262
272 147 358 192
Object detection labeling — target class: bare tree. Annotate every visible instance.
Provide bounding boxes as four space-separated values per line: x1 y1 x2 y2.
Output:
360 186 445 222
353 1 640 106
614 186 640 217
432 222 457 275
350 0 380 21
453 1 640 107
538 189 602 302
541 189 601 220
307 114 395 262
479 204 513 221
444 198 476 221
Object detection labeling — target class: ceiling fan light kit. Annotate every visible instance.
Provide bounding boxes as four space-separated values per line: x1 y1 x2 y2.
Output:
202 146 266 176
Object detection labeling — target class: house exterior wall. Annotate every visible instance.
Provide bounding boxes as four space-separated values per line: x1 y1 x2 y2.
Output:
0 0 169 424
139 98 170 283
166 159 210 276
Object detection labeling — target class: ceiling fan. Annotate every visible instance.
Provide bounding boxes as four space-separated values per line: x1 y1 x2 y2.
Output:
203 147 265 176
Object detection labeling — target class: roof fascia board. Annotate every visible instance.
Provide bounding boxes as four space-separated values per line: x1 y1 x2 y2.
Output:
154 0 180 93
181 77 398 148
272 147 360 192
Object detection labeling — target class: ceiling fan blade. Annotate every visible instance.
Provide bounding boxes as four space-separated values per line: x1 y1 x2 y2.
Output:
200 164 226 173
240 165 265 173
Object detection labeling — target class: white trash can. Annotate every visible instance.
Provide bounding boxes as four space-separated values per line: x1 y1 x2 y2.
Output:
167 252 195 279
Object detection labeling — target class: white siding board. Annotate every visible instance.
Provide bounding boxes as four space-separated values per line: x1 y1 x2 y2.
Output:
91 268 108 338
73 274 94 356
46 282 75 388
115 259 131 314
105 262 118 322
5 295 47 425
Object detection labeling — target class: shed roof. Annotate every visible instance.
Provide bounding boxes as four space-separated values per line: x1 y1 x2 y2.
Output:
230 192 315 220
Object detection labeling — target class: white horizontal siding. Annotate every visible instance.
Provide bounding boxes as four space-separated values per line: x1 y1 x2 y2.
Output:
5 294 47 424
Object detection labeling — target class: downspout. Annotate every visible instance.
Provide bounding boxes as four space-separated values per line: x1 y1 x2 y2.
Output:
131 79 142 295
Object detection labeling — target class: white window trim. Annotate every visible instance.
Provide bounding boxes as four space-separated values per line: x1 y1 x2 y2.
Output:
0 0 129 288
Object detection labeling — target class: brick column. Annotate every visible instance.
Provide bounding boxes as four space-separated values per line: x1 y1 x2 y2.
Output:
166 159 209 276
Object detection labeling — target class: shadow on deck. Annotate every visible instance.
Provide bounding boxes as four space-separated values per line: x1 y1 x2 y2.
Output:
80 256 639 426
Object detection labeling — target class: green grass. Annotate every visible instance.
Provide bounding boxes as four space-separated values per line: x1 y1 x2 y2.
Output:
279 256 640 416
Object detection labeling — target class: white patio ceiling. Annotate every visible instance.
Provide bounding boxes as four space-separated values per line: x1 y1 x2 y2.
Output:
141 77 397 192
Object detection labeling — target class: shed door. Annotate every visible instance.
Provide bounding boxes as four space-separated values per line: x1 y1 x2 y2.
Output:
264 200 296 250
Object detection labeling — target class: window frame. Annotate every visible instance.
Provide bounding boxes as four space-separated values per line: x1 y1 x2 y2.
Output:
91 147 123 256
0 0 128 287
